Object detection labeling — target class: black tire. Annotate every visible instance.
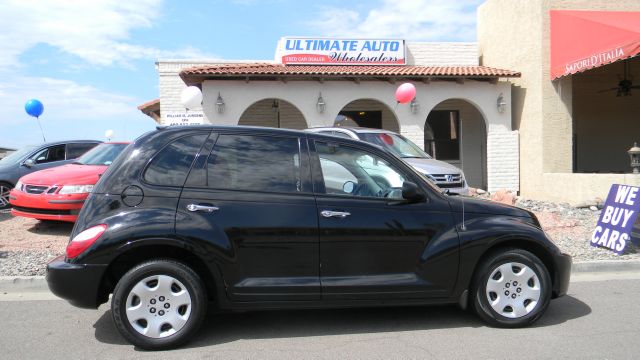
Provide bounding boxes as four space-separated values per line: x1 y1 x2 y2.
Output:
0 181 12 210
471 248 551 328
111 259 207 350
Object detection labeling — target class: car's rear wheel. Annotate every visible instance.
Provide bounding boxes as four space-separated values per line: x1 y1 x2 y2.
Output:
111 259 206 350
471 248 551 327
0 182 12 210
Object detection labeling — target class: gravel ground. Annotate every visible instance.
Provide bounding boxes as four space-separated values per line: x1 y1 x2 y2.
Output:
0 197 638 277
514 198 639 261
0 210 70 277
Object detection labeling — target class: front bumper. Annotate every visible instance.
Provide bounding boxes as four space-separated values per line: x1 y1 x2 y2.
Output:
552 252 572 298
10 189 86 222
46 255 108 309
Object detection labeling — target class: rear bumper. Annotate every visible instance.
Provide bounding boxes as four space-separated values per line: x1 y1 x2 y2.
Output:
46 255 108 309
552 252 572 298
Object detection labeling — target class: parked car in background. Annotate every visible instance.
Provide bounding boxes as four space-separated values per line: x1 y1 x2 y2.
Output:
0 140 100 209
305 127 469 194
10 142 130 222
47 126 570 350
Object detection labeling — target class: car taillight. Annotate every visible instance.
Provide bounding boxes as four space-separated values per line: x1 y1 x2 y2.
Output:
66 224 107 259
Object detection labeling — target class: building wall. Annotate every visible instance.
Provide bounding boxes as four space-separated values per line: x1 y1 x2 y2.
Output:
407 42 478 66
478 0 640 204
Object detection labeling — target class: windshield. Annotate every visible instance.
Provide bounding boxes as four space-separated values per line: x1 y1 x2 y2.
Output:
0 145 38 166
74 143 129 166
359 132 431 159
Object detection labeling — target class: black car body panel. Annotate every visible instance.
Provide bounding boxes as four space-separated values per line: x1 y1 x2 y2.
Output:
51 125 571 313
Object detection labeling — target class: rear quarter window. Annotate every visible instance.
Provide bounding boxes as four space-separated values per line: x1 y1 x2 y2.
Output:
143 134 208 187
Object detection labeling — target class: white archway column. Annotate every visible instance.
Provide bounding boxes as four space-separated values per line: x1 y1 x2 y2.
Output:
486 127 520 192
400 124 424 151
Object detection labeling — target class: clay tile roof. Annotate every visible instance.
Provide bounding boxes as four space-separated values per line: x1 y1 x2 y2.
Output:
137 98 160 111
180 63 520 82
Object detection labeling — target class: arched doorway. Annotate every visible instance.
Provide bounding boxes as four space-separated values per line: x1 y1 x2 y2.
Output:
425 99 487 189
239 98 307 129
336 99 399 132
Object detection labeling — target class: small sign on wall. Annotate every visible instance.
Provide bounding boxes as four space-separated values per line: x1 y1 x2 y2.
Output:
163 111 205 126
591 184 640 254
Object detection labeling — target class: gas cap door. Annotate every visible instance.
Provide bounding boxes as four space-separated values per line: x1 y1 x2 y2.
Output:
121 185 144 207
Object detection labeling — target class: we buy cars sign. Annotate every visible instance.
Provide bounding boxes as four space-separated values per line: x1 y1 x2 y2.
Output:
591 184 640 254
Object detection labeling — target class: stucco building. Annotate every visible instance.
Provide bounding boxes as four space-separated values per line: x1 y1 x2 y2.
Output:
478 0 640 203
140 0 640 203
146 42 521 192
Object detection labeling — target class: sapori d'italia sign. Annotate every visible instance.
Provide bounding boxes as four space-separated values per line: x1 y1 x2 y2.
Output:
278 37 406 65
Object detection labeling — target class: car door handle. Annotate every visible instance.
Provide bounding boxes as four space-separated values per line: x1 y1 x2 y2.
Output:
186 204 219 213
321 210 351 218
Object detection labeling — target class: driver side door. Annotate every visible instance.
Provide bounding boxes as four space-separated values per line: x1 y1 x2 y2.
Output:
310 139 458 300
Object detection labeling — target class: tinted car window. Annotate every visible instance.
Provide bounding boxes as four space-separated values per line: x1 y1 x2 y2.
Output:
315 142 406 199
32 144 66 164
144 134 208 187
67 143 98 159
207 134 301 193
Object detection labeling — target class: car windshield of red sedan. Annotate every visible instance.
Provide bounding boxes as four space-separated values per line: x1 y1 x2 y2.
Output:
73 143 129 166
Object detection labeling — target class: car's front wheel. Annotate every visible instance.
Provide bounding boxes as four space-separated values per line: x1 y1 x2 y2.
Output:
0 181 12 209
471 248 551 327
111 259 206 350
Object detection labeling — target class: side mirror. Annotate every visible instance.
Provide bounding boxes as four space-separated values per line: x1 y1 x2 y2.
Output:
23 159 35 168
402 181 425 202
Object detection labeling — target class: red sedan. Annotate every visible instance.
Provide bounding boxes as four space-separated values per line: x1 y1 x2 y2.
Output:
10 142 129 222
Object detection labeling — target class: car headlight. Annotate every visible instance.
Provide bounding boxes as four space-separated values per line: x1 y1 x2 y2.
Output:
14 180 23 192
59 185 94 194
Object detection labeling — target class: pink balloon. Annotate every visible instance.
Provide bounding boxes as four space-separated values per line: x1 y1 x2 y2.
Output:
395 83 416 104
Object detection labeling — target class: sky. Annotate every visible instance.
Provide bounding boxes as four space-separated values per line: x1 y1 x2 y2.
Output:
0 0 483 149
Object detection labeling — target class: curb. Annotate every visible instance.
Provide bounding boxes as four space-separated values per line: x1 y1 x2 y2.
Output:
3 260 640 294
0 276 46 293
571 259 640 273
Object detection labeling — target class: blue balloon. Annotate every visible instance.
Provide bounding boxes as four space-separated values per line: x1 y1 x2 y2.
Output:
25 99 44 118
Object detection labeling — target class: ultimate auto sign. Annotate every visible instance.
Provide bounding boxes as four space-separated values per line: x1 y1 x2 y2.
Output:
278 37 406 65
592 184 640 254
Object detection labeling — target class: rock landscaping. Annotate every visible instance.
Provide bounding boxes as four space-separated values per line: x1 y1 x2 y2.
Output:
1 190 638 277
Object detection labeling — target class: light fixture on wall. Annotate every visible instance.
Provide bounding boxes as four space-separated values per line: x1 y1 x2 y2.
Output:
497 93 507 113
316 92 326 113
272 99 279 112
215 92 225 113
410 98 419 114
628 142 640 174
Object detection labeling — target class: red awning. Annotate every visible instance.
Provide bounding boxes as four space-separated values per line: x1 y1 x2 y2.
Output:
550 10 640 79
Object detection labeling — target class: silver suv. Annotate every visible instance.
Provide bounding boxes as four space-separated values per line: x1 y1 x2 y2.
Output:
305 127 469 194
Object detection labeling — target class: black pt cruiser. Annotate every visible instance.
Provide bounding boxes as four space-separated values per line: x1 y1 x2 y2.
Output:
47 125 571 350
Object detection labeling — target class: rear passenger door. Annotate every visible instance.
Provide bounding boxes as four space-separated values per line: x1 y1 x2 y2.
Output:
176 132 320 302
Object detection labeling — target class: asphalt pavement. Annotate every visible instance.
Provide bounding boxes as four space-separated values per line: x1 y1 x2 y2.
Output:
1 274 639 359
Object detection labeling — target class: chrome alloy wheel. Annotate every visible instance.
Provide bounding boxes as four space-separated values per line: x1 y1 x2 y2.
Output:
0 184 11 208
125 275 193 338
485 262 541 319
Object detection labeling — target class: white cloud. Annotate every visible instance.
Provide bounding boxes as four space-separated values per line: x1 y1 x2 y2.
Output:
0 0 215 70
0 74 140 126
310 0 482 41
0 74 156 147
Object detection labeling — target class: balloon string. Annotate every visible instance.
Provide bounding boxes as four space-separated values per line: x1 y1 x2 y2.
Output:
36 117 46 142
394 102 399 111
